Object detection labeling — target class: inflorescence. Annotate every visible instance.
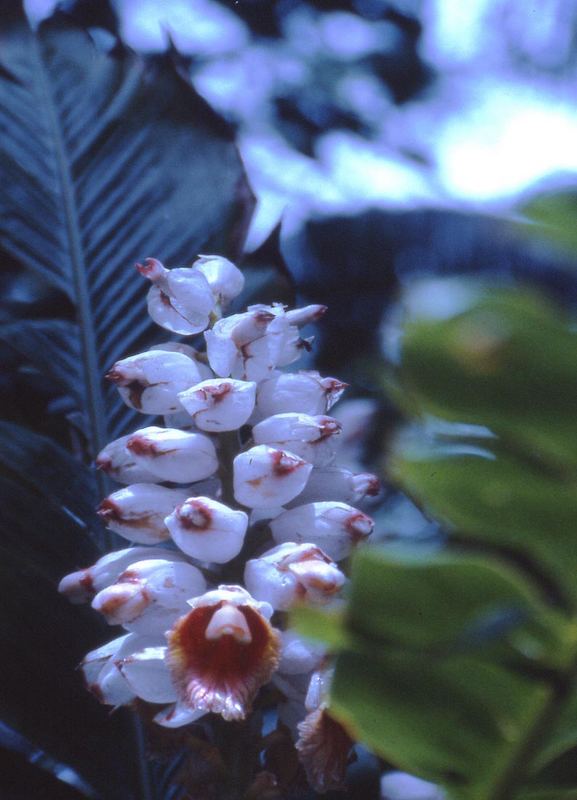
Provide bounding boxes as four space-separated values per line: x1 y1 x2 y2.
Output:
59 254 379 792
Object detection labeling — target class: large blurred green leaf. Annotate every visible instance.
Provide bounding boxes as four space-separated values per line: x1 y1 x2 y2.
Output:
390 431 577 609
294 549 577 800
397 287 577 470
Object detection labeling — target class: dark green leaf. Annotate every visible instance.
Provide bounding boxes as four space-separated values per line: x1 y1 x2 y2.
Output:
0 319 82 405
0 423 140 799
0 7 254 453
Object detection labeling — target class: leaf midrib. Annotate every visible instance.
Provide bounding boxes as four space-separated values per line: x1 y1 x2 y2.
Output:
31 31 109 469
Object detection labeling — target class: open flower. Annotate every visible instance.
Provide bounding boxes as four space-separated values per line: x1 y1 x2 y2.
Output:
166 585 280 721
91 558 206 634
106 349 210 414
270 502 374 561
252 413 342 467
178 378 256 432
244 542 346 610
233 445 313 508
98 484 191 544
137 257 216 335
165 496 248 563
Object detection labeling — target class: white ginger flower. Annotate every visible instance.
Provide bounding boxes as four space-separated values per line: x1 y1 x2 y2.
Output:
233 445 313 508
165 496 248 563
244 542 346 611
95 434 160 484
122 426 218 483
270 502 374 561
380 772 446 800
255 371 347 420
205 304 321 383
166 585 280 721
252 413 342 467
106 349 210 415
194 254 245 304
58 546 188 603
81 633 159 707
137 257 216 335
91 558 206 635
178 378 256 432
97 484 191 544
288 467 380 507
278 630 326 675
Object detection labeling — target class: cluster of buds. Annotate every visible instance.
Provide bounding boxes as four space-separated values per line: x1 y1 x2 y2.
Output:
60 254 379 792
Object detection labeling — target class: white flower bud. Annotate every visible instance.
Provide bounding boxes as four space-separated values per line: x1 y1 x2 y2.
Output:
331 398 378 469
95 434 160 484
81 633 160 707
106 349 210 414
256 371 347 419
178 379 256 432
91 559 206 634
124 426 218 483
244 542 346 610
272 671 311 739
233 445 313 508
97 484 191 544
279 631 326 675
165 497 248 563
137 257 215 335
285 305 327 327
270 502 374 561
117 645 177 704
252 413 342 467
380 772 446 800
58 547 187 603
194 255 245 304
149 341 212 371
154 702 207 728
288 467 380 507
205 305 300 382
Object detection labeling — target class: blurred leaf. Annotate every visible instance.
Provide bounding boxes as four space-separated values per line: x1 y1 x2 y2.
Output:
330 649 548 800
0 4 254 453
343 549 563 659
295 549 577 800
390 431 577 609
291 605 350 651
397 287 577 471
522 190 577 255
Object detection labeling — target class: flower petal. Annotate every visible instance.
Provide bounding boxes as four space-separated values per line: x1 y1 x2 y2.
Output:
167 588 280 721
